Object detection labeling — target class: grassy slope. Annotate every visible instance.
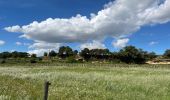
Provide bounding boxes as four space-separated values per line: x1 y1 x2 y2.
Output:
0 64 170 100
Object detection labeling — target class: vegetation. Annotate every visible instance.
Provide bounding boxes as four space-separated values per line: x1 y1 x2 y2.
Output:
1 64 170 100
1 45 169 64
58 46 74 59
164 49 170 58
0 51 29 59
0 46 169 99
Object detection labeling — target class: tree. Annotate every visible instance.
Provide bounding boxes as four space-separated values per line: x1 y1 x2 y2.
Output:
0 51 29 59
89 49 111 60
118 46 146 64
145 52 157 60
0 52 11 59
44 52 48 57
58 46 74 58
31 54 37 58
49 50 57 57
164 49 170 58
73 50 78 55
11 51 18 58
80 48 90 61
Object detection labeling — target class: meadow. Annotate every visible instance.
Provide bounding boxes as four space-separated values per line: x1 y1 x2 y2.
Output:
1 64 170 100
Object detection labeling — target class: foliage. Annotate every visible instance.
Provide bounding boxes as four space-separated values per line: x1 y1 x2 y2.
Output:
164 49 170 58
0 51 29 59
73 50 78 55
31 54 37 58
44 52 48 57
80 48 91 61
0 45 162 64
49 50 57 57
118 46 147 64
66 56 77 63
58 46 74 58
30 58 37 63
0 59 6 64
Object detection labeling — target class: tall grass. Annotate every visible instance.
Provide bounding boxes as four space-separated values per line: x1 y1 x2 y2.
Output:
0 64 170 100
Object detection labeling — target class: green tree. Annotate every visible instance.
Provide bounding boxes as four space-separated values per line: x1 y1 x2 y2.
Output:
58 46 74 58
146 52 157 60
118 46 146 64
89 49 111 60
73 50 78 55
164 49 170 58
44 52 48 57
31 54 37 58
0 52 11 59
49 50 57 57
80 48 90 61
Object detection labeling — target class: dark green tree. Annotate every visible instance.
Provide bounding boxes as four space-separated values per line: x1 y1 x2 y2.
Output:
44 52 48 57
31 54 37 58
58 46 74 58
164 49 170 58
73 50 78 55
146 52 157 60
118 46 146 64
80 48 90 61
0 52 11 59
49 50 57 57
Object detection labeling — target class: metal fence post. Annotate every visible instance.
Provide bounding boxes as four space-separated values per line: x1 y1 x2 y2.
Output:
44 81 51 100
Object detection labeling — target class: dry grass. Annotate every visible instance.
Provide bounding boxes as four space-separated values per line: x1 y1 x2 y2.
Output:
0 64 170 100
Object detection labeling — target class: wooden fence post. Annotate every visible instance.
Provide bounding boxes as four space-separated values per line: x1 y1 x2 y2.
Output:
44 81 51 100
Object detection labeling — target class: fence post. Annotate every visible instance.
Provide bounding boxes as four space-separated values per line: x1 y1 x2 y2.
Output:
44 81 51 100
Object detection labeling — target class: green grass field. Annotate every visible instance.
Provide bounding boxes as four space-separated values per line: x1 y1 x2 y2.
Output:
1 64 170 100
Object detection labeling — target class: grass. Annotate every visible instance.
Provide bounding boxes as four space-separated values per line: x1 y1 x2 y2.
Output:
0 64 170 100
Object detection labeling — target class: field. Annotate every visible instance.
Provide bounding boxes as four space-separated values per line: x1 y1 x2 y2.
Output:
1 64 170 100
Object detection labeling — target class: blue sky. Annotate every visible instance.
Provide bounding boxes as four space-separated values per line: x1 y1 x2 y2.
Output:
0 0 170 55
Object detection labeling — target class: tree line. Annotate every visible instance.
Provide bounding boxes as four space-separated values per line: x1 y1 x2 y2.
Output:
0 46 170 64
45 46 170 64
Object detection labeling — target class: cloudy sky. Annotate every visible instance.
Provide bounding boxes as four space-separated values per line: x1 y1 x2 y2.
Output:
0 0 170 56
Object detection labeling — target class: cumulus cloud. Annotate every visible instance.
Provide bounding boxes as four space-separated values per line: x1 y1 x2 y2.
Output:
112 38 129 48
0 40 5 46
28 42 61 56
80 40 106 50
5 25 21 33
28 49 49 57
4 0 170 49
28 42 61 49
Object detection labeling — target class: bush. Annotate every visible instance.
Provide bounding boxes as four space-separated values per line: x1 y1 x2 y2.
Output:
38 57 43 61
0 59 6 64
30 59 37 63
164 49 170 58
66 56 77 63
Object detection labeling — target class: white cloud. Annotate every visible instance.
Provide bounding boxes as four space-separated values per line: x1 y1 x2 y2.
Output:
28 42 61 56
16 42 22 46
5 25 21 33
80 40 106 50
0 40 5 46
4 0 170 49
23 43 30 46
15 42 30 46
149 41 158 45
28 49 49 57
28 42 61 50
112 38 129 48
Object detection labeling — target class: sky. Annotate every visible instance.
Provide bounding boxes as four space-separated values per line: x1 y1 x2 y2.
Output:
0 0 170 56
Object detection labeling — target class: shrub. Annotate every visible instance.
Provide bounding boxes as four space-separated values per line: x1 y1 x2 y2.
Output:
66 56 77 63
0 59 6 64
30 59 37 63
